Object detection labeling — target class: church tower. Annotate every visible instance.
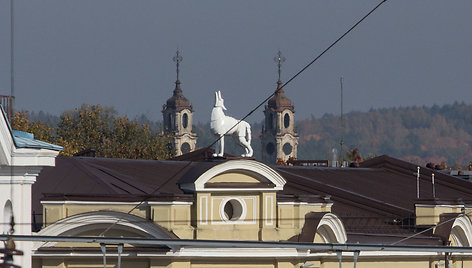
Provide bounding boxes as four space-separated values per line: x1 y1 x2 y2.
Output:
162 50 197 156
261 51 299 164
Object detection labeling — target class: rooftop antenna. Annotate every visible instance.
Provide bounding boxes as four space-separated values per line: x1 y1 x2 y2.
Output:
339 77 344 167
416 166 420 199
10 0 15 119
432 173 436 199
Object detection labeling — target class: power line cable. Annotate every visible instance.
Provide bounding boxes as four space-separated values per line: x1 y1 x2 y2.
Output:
206 0 388 150
390 211 472 246
98 160 194 236
4 234 472 254
82 0 390 237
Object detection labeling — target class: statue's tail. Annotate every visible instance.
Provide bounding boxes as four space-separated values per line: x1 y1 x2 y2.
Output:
245 122 252 144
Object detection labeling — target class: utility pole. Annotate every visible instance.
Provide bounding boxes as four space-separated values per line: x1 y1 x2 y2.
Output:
10 0 15 120
339 77 344 167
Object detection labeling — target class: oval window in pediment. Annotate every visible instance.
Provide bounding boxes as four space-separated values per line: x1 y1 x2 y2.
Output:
223 198 244 222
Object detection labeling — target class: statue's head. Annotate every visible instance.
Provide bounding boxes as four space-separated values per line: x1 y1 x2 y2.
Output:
214 91 227 110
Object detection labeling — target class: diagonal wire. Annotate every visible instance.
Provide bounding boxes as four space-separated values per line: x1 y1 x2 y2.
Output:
207 0 389 151
390 211 472 246
99 0 388 236
98 160 194 236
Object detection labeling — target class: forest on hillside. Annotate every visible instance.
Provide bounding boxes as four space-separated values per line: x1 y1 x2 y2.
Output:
296 102 472 166
195 102 472 166
20 102 472 166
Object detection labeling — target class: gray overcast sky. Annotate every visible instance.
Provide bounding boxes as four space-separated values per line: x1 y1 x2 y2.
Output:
0 1 471 123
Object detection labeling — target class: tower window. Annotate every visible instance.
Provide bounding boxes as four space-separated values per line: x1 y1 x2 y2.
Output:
182 113 188 129
268 113 273 130
266 142 275 155
283 143 293 155
181 142 191 154
167 114 172 130
284 113 290 128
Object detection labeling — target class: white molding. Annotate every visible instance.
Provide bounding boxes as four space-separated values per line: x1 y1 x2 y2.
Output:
219 197 247 223
32 248 472 259
184 160 286 192
278 202 332 208
451 215 472 246
34 211 176 250
40 200 193 206
0 109 60 167
211 196 256 225
265 195 274 226
316 213 347 244
177 247 299 257
415 204 464 209
199 196 208 225
191 188 279 192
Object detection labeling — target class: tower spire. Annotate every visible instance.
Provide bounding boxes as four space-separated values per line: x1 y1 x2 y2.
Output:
163 49 197 156
273 50 286 82
173 49 183 82
172 49 183 96
262 51 298 165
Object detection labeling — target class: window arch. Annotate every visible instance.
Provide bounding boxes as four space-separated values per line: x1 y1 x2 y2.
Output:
314 213 347 244
284 113 290 128
450 215 472 246
182 113 189 129
3 200 12 234
34 211 177 250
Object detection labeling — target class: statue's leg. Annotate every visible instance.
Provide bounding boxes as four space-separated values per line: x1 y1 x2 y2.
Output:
238 136 253 157
213 134 223 157
213 137 219 157
219 135 225 157
234 135 245 157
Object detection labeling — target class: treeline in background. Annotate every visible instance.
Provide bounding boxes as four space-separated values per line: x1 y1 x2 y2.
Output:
14 102 472 166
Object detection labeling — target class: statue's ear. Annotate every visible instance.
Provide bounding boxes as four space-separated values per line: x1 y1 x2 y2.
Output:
215 91 219 102
218 91 222 100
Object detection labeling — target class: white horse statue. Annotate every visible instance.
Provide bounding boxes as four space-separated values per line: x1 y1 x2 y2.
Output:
210 91 253 157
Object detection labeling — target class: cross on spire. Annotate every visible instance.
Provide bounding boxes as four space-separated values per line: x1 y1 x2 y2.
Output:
273 50 286 81
173 49 183 81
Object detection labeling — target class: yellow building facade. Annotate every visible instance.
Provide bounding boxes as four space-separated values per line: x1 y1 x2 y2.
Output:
27 156 472 268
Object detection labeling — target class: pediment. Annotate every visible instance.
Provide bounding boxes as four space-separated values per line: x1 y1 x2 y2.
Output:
179 160 285 192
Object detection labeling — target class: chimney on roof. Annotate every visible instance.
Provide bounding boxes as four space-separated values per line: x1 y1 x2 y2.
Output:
73 148 96 157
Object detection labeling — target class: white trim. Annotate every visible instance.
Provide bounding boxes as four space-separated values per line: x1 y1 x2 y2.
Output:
415 204 464 209
211 196 256 225
219 197 246 222
182 160 286 192
33 249 471 259
278 202 333 208
199 196 208 225
315 213 347 244
0 166 43 184
451 215 472 246
265 195 274 226
34 211 175 250
177 247 299 257
40 200 193 206
194 188 278 192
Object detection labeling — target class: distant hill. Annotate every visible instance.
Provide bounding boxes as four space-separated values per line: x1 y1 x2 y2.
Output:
23 102 472 166
195 102 472 166
296 102 472 166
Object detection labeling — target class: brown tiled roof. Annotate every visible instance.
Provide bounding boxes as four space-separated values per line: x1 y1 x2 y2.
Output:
33 157 196 226
274 155 472 245
33 155 472 246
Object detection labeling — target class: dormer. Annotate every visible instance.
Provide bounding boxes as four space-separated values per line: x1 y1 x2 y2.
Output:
178 160 285 241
